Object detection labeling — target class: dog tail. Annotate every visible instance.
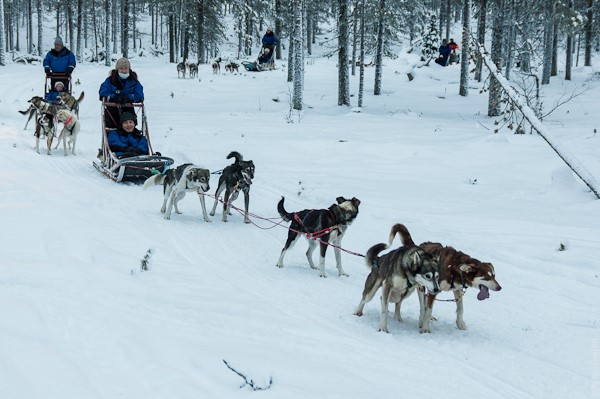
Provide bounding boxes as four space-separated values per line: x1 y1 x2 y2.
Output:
388 223 415 247
365 243 388 269
143 174 165 189
277 197 294 222
226 151 243 164
76 91 85 103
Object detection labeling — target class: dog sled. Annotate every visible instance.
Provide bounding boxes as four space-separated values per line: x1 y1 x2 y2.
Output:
93 100 174 183
242 47 275 72
45 72 72 96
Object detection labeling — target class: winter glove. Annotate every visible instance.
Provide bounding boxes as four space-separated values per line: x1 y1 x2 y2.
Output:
67 67 74 74
133 147 145 155
111 145 127 153
114 94 129 104
45 68 51 76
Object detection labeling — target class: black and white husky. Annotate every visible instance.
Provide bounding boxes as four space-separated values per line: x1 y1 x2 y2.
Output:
209 151 255 223
144 163 211 221
276 196 361 278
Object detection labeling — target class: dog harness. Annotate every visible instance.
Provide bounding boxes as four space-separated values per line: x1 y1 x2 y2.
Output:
293 209 340 239
63 115 76 135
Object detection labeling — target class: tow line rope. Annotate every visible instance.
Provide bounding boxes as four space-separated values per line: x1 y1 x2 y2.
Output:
202 193 365 258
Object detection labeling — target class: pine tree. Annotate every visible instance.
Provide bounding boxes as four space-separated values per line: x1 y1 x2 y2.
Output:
421 13 439 63
0 0 5 66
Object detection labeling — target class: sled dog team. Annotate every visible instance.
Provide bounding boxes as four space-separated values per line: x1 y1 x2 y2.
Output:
143 151 502 335
19 92 84 156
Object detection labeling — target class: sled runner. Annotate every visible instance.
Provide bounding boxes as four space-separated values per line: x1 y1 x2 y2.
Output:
93 100 174 183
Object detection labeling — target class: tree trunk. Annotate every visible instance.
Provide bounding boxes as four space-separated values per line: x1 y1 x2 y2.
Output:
0 0 5 65
357 0 365 107
122 0 129 57
584 0 592 66
169 6 175 63
373 0 385 96
292 0 303 110
504 0 516 80
338 0 350 105
565 0 573 81
275 0 282 59
351 1 358 76
541 1 554 84
459 0 471 97
519 0 531 73
487 0 504 117
551 18 558 76
36 0 42 56
27 0 33 53
197 0 205 63
76 0 82 60
475 0 487 82
104 0 110 66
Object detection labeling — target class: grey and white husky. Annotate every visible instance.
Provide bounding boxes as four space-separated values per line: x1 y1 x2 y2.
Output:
209 151 255 223
354 223 440 333
144 163 211 221
276 196 361 278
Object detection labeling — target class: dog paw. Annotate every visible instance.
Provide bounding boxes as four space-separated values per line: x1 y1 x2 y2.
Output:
319 274 328 278
419 327 431 334
378 328 389 334
209 211 215 216
339 272 349 277
276 264 284 268
354 311 363 317
203 218 212 223
456 320 467 330
164 215 171 220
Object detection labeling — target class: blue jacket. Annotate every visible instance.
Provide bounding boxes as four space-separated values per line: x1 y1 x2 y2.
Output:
262 32 278 47
43 48 76 73
99 71 144 103
45 90 62 103
108 128 149 157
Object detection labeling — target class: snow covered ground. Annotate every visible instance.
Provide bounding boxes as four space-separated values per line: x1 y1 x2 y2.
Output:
0 41 599 398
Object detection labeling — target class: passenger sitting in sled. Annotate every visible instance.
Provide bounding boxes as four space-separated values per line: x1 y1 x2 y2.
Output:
108 112 149 159
258 48 272 64
45 81 65 104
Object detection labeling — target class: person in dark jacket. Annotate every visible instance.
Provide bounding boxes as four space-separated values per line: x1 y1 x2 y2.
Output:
99 57 144 103
99 57 144 128
258 48 273 64
261 27 278 53
434 39 451 66
43 36 76 75
108 112 149 158
45 81 65 104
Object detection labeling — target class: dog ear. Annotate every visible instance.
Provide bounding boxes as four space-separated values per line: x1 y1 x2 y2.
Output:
352 197 361 206
459 263 475 273
336 196 346 204
411 250 421 265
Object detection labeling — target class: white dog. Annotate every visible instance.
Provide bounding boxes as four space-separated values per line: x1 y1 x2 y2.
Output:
55 109 81 156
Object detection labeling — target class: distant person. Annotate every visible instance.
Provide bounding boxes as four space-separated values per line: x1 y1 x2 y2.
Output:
261 27 278 53
108 112 148 158
448 38 460 64
434 39 451 66
43 36 76 88
45 81 65 104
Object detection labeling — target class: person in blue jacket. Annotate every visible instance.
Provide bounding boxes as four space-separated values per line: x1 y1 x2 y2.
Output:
261 27 277 53
108 112 149 158
434 39 452 66
44 36 76 88
99 57 144 103
99 57 144 128
45 81 65 104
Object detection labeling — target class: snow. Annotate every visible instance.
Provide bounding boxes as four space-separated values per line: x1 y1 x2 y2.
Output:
1 44 600 399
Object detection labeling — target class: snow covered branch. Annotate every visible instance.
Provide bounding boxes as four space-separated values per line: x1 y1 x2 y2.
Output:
473 40 600 200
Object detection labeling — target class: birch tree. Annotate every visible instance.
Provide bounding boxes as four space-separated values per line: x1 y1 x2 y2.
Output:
27 0 33 53
475 0 487 82
488 0 504 117
459 0 471 97
357 0 366 107
373 0 385 96
584 0 592 66
37 0 42 56
292 0 303 110
338 0 350 105
0 0 5 65
104 0 111 66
